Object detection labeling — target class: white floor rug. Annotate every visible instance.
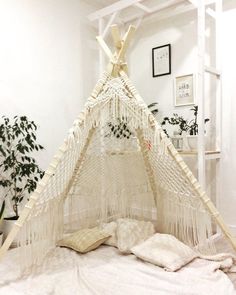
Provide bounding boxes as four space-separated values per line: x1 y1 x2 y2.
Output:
0 245 235 295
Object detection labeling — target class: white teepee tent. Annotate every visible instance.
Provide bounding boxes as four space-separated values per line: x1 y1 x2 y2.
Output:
0 25 235 269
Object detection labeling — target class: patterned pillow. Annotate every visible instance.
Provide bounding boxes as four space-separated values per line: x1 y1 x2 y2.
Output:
57 227 111 253
116 218 155 253
100 221 118 247
131 233 198 271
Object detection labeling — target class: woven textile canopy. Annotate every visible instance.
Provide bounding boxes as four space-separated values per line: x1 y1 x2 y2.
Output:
0 25 235 269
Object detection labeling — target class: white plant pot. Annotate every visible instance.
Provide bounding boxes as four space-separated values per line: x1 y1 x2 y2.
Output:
3 218 19 248
186 135 198 150
186 135 207 151
171 136 183 150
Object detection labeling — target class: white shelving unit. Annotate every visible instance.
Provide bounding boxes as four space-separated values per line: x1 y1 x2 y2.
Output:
88 0 222 199
196 0 222 190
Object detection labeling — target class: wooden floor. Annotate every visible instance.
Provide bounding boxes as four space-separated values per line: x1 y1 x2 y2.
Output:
215 236 236 288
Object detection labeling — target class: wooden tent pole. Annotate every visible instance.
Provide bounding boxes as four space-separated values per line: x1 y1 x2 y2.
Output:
62 127 95 201
96 25 136 77
117 25 136 62
111 24 122 51
121 71 236 251
0 72 110 261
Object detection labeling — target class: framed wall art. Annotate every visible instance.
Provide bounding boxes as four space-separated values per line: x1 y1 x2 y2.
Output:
152 44 171 77
174 74 195 107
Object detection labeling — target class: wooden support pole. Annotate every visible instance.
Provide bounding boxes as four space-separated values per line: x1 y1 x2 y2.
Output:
88 0 144 22
96 25 136 77
102 12 119 38
134 3 152 13
111 24 122 51
197 0 206 189
117 25 136 62
62 128 95 201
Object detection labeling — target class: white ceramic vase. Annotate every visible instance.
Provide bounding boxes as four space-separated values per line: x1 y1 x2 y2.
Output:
186 135 198 150
186 135 207 151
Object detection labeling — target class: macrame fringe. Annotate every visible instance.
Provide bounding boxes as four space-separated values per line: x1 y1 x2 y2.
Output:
17 198 64 272
67 77 152 144
158 188 216 255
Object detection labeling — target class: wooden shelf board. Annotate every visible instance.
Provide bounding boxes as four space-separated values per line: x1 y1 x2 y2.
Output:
178 150 221 159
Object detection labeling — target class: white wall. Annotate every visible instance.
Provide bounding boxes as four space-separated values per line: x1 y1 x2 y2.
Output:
0 0 98 170
129 12 197 119
129 11 215 139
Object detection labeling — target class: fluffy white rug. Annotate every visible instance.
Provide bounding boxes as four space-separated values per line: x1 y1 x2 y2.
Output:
0 246 235 295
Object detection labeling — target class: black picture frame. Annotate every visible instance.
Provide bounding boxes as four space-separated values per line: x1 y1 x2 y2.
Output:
152 44 171 77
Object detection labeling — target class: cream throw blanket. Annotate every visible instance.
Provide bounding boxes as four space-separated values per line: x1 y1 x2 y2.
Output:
200 252 236 273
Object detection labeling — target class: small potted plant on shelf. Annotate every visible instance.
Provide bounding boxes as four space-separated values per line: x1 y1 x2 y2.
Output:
161 105 210 150
0 116 44 245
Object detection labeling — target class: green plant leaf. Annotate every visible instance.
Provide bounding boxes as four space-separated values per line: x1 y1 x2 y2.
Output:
0 115 45 210
0 145 6 157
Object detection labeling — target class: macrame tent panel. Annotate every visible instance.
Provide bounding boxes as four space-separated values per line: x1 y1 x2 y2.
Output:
11 73 218 269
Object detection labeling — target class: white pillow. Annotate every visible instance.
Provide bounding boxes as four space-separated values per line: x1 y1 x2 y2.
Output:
131 233 198 271
116 218 155 253
100 221 118 247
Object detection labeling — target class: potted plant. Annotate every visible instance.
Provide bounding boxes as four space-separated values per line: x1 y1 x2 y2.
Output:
0 116 44 245
161 106 210 150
